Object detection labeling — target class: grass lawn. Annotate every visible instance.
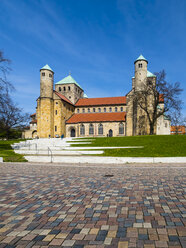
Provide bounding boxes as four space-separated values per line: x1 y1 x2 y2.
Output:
0 140 27 162
71 135 186 157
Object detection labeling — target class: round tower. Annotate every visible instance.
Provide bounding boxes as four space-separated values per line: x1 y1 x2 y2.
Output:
134 55 148 91
40 64 54 98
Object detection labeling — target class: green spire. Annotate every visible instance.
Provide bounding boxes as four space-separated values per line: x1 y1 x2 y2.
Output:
40 64 54 72
135 54 148 63
55 75 83 90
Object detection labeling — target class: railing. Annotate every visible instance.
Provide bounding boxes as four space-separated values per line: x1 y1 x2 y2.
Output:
48 147 53 163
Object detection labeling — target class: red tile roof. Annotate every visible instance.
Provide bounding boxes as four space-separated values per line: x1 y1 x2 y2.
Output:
75 96 126 107
159 94 164 103
171 126 186 134
66 112 126 124
54 91 74 105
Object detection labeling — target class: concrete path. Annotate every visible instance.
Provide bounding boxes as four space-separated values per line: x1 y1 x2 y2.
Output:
0 163 185 247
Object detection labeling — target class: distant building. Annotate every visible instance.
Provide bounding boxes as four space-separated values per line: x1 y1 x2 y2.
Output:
171 126 186 135
23 55 170 138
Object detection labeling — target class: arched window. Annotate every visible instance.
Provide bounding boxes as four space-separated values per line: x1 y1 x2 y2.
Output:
119 123 124 134
98 123 103 135
42 72 45 76
88 108 90 113
55 110 57 115
63 86 66 91
93 108 95 112
115 107 117 112
49 73 52 78
138 63 143 68
98 108 101 112
120 107 123 112
104 108 106 112
80 124 85 135
59 87 61 92
68 86 71 91
82 108 85 113
89 124 94 135
109 107 112 112
77 109 79 113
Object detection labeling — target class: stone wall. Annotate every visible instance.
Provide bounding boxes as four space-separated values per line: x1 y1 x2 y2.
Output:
66 121 125 138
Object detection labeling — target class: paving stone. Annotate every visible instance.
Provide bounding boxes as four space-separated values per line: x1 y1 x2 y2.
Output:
0 163 185 248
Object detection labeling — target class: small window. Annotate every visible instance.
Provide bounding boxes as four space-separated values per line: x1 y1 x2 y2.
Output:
55 126 57 132
63 87 66 91
104 108 106 112
42 72 45 76
98 123 103 135
115 107 117 112
138 63 143 68
63 103 66 107
69 96 71 99
98 108 101 112
88 108 90 113
56 102 58 105
77 109 79 113
68 86 71 91
109 107 112 112
59 87 61 92
83 108 85 113
49 73 52 78
120 107 123 112
89 124 94 135
93 108 95 112
119 123 124 134
80 124 85 136
55 110 57 115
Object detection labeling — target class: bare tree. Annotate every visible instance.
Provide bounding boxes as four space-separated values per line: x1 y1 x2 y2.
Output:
170 111 186 134
0 95 29 138
0 50 29 138
131 70 183 135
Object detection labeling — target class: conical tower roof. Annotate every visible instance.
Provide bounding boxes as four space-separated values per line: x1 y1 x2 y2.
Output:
40 64 54 72
134 54 148 64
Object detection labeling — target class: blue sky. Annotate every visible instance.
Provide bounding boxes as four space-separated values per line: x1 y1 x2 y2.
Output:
0 0 186 116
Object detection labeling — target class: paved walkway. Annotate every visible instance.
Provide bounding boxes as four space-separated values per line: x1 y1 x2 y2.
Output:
0 163 185 248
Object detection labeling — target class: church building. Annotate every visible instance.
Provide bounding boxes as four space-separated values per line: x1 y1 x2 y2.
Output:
23 55 170 138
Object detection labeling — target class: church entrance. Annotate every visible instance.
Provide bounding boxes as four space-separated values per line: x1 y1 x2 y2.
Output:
109 129 113 137
71 128 76 137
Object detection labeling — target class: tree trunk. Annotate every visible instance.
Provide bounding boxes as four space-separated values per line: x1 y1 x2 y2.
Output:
150 123 154 135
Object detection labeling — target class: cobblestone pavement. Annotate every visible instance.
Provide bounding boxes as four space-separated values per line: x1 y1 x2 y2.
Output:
0 163 185 248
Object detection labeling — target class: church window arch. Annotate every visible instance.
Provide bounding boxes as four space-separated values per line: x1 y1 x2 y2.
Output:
109 107 112 112
89 124 94 135
49 73 52 78
98 123 103 135
93 108 96 112
59 87 61 92
77 109 79 113
115 107 117 112
42 72 45 76
104 107 106 112
63 86 66 91
138 63 143 68
88 108 90 113
120 107 123 112
83 108 85 113
98 108 101 112
55 110 57 115
68 86 71 91
80 124 85 135
119 123 124 135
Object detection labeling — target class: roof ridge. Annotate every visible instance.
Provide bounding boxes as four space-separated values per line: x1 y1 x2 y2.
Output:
54 91 74 105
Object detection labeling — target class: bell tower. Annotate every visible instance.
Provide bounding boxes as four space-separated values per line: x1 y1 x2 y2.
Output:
37 64 54 138
133 55 148 91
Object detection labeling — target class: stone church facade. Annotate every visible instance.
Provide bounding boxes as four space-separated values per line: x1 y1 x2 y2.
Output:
23 55 170 139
